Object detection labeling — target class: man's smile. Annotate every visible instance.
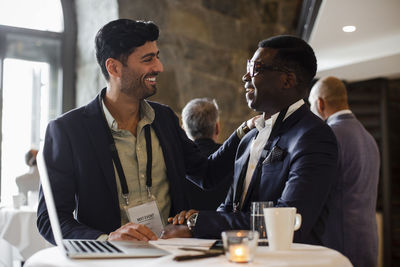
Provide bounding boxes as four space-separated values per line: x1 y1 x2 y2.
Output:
245 86 255 98
145 74 158 85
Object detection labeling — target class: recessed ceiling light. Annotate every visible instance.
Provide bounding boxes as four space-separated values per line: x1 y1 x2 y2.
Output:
342 25 356 33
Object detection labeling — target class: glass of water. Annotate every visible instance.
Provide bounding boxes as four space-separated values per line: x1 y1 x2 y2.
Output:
251 201 274 246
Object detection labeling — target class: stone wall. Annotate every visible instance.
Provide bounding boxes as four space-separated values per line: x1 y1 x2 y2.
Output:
75 0 301 141
75 0 118 107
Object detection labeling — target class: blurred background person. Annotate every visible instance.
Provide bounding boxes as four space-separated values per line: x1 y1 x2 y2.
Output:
15 149 40 205
181 98 231 210
309 76 380 267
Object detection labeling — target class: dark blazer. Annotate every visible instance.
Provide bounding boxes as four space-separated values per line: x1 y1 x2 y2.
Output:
327 113 380 267
37 88 240 244
195 138 221 157
183 138 231 210
191 105 342 252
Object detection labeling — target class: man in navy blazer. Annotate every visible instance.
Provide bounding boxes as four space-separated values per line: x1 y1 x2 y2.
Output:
309 76 380 267
37 19 250 245
163 36 343 252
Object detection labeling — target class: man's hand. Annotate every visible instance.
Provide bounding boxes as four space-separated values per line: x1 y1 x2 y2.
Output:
167 209 198 225
160 224 192 239
247 115 261 129
108 222 158 241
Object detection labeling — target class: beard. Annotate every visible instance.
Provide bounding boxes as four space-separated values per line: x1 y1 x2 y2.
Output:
120 70 157 100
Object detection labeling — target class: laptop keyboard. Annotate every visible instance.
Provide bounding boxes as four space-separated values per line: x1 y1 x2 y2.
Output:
64 240 123 254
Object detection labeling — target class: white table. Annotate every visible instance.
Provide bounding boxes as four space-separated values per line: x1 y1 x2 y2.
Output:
24 243 352 267
0 206 51 267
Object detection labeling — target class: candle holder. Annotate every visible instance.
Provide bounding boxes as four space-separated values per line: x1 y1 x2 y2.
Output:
221 230 259 263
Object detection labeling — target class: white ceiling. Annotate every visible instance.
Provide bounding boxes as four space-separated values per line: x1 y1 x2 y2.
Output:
309 0 400 82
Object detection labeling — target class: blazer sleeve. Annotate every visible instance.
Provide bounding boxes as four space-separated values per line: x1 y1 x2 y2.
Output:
277 125 338 243
37 119 103 245
216 183 235 212
192 210 251 239
184 134 241 190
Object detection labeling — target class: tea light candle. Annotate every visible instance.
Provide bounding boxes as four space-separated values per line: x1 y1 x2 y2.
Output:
228 244 250 263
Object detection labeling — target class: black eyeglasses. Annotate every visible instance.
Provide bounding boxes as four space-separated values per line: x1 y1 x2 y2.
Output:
246 60 291 77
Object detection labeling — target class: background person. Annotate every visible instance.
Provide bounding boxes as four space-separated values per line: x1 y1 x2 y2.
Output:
181 98 231 210
309 75 380 267
15 149 40 204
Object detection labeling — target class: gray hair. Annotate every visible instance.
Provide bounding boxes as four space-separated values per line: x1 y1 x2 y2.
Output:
182 98 219 140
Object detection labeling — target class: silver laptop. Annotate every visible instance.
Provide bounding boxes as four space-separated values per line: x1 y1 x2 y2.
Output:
37 149 169 258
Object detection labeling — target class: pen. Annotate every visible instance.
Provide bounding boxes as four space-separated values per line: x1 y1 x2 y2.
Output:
173 251 224 261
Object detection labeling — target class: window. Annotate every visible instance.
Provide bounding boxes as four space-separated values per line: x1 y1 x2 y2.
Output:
0 0 63 32
0 0 74 205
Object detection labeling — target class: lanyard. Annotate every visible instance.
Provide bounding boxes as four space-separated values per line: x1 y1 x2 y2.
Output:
233 107 288 212
98 93 153 206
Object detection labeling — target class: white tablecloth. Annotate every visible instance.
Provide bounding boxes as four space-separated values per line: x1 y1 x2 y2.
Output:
0 206 51 267
24 243 352 267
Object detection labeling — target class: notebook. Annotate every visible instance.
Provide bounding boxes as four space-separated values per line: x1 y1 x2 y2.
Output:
36 149 169 259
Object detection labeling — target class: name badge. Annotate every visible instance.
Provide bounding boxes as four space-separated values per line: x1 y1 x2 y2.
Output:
125 199 164 237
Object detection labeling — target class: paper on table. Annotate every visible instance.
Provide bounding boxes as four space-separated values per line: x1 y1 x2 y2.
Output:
150 238 216 248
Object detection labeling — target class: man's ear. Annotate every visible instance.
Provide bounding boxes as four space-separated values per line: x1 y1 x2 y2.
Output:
317 97 326 118
215 121 220 136
211 121 220 142
281 72 297 89
105 58 122 78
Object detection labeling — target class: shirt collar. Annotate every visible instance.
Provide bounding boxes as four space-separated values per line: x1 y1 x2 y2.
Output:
255 99 305 131
102 99 155 131
328 109 352 121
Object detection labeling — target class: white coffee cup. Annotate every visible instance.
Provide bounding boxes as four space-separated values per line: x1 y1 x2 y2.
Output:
263 207 302 250
12 193 25 209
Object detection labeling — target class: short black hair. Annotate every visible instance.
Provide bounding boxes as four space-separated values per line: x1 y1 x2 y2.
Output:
259 35 317 92
95 19 159 80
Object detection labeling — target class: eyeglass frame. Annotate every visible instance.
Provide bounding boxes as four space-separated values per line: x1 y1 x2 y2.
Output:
246 60 292 78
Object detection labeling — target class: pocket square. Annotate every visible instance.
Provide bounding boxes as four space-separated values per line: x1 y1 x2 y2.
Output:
262 145 286 164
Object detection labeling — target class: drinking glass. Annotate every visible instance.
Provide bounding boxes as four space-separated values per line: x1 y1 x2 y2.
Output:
251 201 274 245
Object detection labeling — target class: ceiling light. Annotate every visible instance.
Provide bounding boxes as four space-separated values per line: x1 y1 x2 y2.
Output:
342 25 356 33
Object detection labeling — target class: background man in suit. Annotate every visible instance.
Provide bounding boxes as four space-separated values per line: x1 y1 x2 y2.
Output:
37 19 253 245
309 76 380 267
181 98 231 210
182 98 221 156
163 35 343 253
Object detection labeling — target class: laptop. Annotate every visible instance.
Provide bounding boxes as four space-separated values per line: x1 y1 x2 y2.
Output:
36 149 169 259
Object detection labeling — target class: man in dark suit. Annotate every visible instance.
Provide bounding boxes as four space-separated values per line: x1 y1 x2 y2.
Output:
309 76 380 267
37 19 252 245
181 98 231 210
163 35 342 252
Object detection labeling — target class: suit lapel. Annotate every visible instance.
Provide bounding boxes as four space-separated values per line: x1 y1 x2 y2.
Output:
82 89 118 206
148 104 189 212
150 115 169 171
240 137 279 209
232 131 256 210
277 105 308 135
240 105 309 209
